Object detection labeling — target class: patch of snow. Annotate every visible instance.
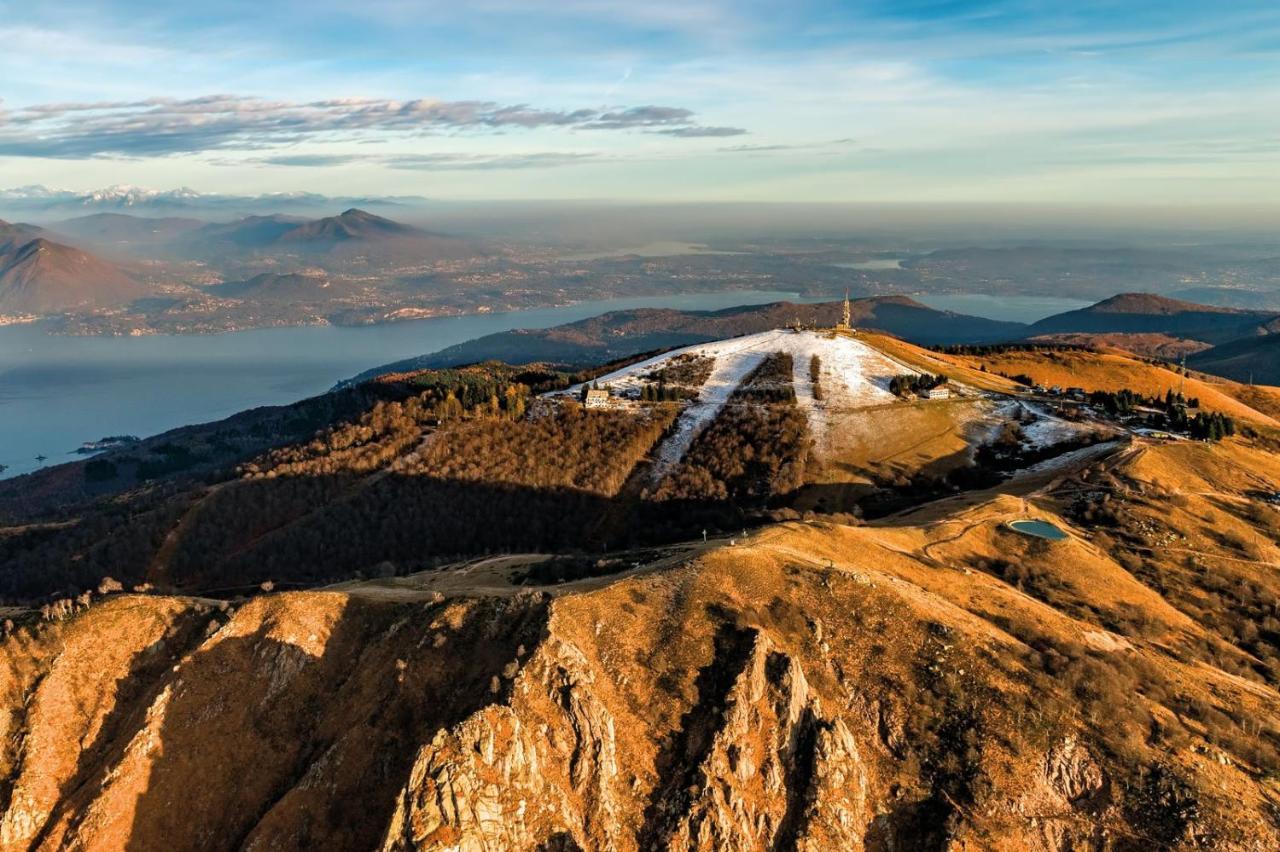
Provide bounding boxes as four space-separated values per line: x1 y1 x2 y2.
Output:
649 343 771 475
556 329 947 471
1014 402 1104 449
1016 440 1120 477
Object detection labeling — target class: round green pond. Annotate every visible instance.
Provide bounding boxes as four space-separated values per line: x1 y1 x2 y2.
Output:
1007 519 1069 541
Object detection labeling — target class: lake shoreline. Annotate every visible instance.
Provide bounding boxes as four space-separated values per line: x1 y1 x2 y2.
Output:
0 290 818 480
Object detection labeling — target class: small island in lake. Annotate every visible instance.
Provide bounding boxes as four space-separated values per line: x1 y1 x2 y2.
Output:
75 436 141 455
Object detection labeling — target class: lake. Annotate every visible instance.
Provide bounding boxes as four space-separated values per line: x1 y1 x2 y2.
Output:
914 293 1091 324
556 242 745 261
1007 519 1070 541
0 290 816 479
831 259 905 271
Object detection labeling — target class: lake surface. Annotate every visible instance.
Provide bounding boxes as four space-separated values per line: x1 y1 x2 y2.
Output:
556 242 744 261
831 259 905 271
914 294 1092 324
1007 519 1069 541
0 290 814 479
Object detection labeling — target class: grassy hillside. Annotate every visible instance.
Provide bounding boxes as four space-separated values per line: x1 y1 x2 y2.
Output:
940 346 1279 426
1189 333 1280 387
3 431 1278 848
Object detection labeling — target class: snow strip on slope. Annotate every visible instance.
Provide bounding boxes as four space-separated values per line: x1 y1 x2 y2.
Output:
559 329 933 471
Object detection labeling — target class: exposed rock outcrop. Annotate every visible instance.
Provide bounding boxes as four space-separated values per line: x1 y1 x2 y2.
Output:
3 499 1280 850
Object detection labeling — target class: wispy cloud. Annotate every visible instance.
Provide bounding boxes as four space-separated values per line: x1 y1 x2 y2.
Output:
250 151 605 170
717 143 797 152
654 125 747 138
0 95 741 159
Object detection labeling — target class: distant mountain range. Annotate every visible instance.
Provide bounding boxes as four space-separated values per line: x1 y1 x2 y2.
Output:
50 208 482 265
0 209 486 318
177 208 480 262
0 185 427 219
344 291 1280 387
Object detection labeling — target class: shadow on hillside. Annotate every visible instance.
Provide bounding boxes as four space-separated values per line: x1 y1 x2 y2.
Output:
102 592 550 851
793 444 980 519
6 440 1040 601
638 620 758 846
155 473 773 594
24 607 213 850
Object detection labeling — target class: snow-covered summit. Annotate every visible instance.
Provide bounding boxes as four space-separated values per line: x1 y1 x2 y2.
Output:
557 328 947 473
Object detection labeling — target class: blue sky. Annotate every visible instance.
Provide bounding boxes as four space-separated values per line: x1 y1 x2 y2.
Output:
0 0 1276 204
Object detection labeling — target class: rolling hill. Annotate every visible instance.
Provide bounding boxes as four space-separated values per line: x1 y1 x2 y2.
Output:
1029 293 1279 344
1024 332 1213 361
1189 333 1280 386
936 343 1280 425
49 212 206 254
206 271 344 301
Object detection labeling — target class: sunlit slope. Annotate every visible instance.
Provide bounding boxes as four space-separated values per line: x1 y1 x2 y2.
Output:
4 433 1279 848
855 331 1024 393
936 346 1278 426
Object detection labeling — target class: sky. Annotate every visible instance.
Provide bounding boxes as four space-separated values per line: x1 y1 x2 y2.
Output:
0 0 1277 205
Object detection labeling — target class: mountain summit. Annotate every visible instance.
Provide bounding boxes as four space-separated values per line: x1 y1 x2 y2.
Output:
277 208 421 244
1030 292 1279 343
0 234 148 313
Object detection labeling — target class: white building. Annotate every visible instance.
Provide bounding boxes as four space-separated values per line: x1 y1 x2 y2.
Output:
583 388 611 409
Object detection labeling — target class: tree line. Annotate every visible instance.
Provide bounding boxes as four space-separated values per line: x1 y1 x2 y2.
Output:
889 373 948 398
653 352 810 502
930 343 1091 356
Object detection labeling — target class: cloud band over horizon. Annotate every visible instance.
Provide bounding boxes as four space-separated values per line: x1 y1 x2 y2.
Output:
0 0 1277 205
0 95 741 159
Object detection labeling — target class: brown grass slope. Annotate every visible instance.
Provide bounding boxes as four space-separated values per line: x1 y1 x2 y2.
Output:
2 434 1279 849
933 344 1280 426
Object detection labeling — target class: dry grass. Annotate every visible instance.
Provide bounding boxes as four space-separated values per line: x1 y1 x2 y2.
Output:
947 348 1277 426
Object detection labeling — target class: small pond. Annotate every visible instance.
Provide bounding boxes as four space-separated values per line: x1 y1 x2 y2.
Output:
1007 519 1069 541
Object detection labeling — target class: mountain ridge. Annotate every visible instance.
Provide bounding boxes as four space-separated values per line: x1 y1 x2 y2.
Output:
343 296 1029 385
1189 333 1280 385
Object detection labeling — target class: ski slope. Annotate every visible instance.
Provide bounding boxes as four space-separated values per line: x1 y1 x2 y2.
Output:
559 329 937 471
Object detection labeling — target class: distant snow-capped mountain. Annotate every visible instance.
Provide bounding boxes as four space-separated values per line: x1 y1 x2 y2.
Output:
0 185 426 219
